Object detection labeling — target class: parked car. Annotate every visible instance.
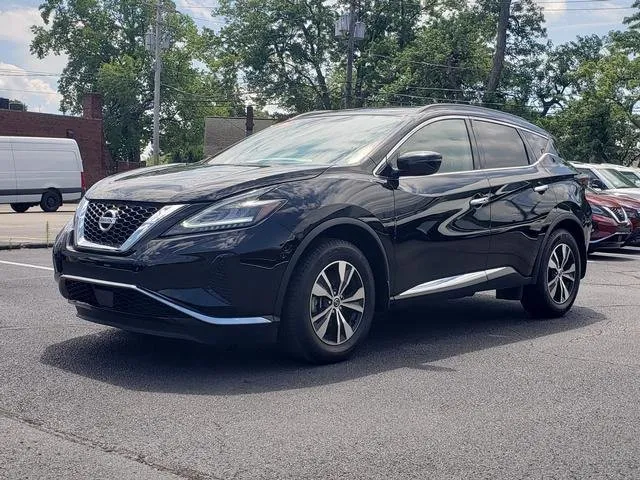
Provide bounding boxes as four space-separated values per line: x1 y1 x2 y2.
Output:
604 192 640 246
0 136 84 212
572 162 640 197
53 105 591 363
586 190 632 252
601 163 640 188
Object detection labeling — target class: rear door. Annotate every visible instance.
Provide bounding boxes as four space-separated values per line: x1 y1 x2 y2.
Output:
472 119 558 278
391 117 493 298
0 139 17 203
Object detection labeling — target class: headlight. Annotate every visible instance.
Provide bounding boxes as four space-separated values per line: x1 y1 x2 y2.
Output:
590 205 605 216
74 197 89 228
166 189 285 236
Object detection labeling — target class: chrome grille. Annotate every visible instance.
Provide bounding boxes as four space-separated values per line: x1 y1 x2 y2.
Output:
83 202 160 248
609 206 627 223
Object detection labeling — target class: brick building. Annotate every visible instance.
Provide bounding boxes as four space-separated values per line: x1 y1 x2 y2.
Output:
0 93 139 188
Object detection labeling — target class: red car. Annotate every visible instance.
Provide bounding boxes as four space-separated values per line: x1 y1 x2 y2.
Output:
586 190 632 252
603 193 640 246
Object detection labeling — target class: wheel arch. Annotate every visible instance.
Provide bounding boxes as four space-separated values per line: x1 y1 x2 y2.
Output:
533 215 587 280
275 218 391 316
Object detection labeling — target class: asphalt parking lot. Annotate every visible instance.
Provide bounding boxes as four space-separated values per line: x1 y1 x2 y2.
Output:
1 247 639 479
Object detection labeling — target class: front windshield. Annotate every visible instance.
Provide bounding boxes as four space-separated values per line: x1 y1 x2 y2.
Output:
599 168 636 189
206 114 405 166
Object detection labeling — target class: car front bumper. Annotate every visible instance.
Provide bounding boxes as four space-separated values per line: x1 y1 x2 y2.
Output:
53 219 293 341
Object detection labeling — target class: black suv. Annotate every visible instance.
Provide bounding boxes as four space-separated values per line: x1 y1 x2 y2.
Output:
53 105 591 363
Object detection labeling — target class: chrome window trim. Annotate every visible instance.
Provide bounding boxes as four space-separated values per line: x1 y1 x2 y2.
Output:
61 274 275 325
374 114 550 177
75 202 186 253
392 267 516 300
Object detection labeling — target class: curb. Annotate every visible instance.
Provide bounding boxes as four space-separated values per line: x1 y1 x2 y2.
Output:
0 243 52 251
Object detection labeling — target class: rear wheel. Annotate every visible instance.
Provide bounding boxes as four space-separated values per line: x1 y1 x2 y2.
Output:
40 190 62 212
10 203 30 213
521 229 581 318
279 239 375 364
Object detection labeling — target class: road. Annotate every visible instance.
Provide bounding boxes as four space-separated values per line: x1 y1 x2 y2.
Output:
1 247 639 479
0 205 75 248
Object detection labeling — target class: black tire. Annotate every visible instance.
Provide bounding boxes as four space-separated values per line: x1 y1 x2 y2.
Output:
521 229 581 318
279 239 376 364
40 190 62 212
10 203 30 213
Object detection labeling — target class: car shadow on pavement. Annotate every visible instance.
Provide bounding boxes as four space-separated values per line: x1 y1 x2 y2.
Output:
40 295 604 396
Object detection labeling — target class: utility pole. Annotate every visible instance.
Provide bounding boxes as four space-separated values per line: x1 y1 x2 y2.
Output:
335 3 365 109
345 1 356 109
152 0 162 165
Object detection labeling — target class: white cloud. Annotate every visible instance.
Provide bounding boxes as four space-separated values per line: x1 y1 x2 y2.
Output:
0 7 42 44
535 0 567 19
174 0 226 30
0 7 66 113
0 63 62 113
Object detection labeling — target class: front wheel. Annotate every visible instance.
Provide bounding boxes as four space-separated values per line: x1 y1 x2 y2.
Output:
521 229 581 318
279 239 375 364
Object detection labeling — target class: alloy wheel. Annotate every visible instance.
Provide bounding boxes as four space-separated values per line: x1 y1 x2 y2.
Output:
309 260 365 346
547 243 576 304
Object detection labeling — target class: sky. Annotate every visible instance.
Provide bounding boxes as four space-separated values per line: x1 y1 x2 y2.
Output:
0 0 635 114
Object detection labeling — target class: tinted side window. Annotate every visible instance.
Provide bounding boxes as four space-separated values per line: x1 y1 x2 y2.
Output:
473 120 529 169
397 119 473 174
521 131 549 160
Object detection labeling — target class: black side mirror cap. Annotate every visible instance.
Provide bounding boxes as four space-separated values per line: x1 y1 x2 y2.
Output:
396 151 443 177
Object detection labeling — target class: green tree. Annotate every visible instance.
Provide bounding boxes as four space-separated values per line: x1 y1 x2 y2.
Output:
31 0 240 163
216 0 338 112
531 35 604 117
539 34 640 166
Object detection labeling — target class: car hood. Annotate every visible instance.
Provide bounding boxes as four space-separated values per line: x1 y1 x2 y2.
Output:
608 187 640 197
586 193 623 208
86 163 329 203
604 191 640 207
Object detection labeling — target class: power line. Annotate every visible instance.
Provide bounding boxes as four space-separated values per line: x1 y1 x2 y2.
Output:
0 69 62 76
0 88 59 96
542 6 635 11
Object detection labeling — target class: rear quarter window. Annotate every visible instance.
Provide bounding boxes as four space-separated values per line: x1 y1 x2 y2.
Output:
473 120 530 169
521 131 549 161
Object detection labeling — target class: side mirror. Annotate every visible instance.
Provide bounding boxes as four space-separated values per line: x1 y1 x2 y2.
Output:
589 179 607 190
396 151 443 177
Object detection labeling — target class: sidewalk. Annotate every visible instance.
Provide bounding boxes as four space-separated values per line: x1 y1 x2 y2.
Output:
0 204 75 249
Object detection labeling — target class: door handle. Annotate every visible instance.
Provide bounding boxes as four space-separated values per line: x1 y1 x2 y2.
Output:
534 184 549 194
469 196 490 207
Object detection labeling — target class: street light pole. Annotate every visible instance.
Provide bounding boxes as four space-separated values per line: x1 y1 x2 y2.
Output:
152 0 162 165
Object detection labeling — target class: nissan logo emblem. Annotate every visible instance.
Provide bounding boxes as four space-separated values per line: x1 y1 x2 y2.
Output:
98 209 119 232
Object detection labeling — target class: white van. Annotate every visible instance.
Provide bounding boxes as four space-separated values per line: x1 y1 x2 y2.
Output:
0 136 84 212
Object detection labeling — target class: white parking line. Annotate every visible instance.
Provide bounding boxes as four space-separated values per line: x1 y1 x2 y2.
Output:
0 260 54 272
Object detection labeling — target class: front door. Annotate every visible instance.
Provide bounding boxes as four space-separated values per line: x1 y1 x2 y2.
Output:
390 118 492 298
